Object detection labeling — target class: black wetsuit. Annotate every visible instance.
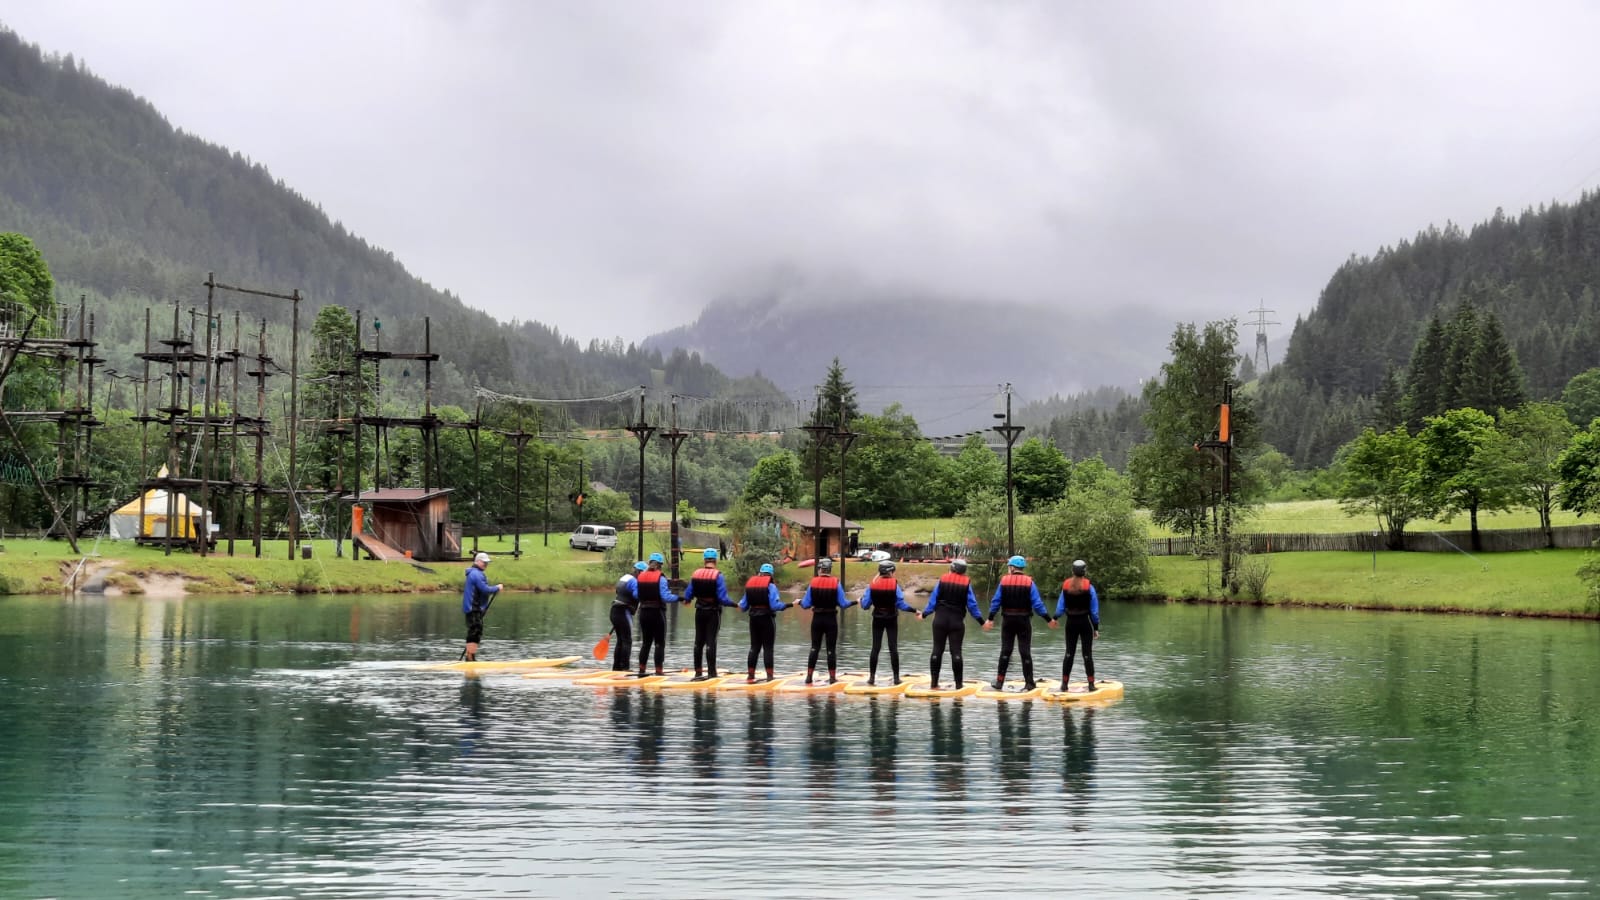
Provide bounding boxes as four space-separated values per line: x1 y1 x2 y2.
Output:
686 566 729 678
1060 576 1097 685
864 576 905 683
993 573 1048 687
927 573 981 688
743 574 779 676
805 574 846 677
610 576 638 671
635 569 668 674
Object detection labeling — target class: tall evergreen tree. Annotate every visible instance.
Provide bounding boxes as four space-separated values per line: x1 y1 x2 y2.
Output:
1438 300 1480 410
1404 315 1448 428
1459 311 1528 413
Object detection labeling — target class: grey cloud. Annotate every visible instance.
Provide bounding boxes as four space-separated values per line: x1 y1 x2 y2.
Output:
6 0 1600 342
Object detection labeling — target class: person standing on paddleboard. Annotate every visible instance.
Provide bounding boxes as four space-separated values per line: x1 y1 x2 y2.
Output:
799 557 855 684
462 552 503 662
739 562 789 683
1056 559 1101 692
679 548 736 681
917 559 984 690
633 552 674 676
610 561 646 671
859 560 915 685
983 555 1056 691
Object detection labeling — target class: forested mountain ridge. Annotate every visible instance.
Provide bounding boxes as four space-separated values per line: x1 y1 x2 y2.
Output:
1260 192 1600 465
0 27 772 405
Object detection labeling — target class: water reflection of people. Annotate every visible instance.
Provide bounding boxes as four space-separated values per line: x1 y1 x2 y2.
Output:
457 678 485 757
1060 706 1098 816
635 690 667 774
867 698 899 814
690 691 720 783
805 696 840 791
746 695 777 778
996 702 1033 813
929 702 966 802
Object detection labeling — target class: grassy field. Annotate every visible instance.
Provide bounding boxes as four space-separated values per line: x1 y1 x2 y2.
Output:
0 535 618 596
858 500 1593 544
1148 549 1598 617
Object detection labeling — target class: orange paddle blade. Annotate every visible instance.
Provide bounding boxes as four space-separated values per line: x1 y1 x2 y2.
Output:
592 634 611 661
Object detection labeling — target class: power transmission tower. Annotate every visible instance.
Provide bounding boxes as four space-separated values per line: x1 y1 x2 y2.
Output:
1248 303 1279 373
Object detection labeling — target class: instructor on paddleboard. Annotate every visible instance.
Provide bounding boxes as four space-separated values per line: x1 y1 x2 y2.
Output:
462 551 503 662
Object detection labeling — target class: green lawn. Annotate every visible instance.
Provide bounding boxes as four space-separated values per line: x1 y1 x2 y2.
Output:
859 500 1593 544
1148 549 1598 617
0 535 618 596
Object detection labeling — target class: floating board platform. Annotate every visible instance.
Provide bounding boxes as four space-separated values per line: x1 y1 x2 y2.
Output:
842 674 930 695
904 680 982 699
425 656 581 673
1041 679 1125 703
718 672 805 693
573 670 689 687
522 667 610 680
974 680 1044 701
649 672 734 691
777 671 866 694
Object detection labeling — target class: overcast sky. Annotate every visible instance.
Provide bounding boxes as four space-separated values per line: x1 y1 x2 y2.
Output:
6 1 1600 343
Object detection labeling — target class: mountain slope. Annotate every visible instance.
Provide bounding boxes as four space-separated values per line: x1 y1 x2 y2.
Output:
0 27 770 404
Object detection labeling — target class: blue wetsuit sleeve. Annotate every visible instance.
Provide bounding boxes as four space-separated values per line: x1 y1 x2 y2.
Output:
838 586 854 609
922 585 939 615
967 588 983 625
800 587 813 610
771 585 787 611
987 585 1002 620
1031 583 1049 619
658 578 672 602
738 594 749 612
896 586 914 613
1055 590 1066 619
718 575 735 607
1090 586 1100 629
859 589 872 610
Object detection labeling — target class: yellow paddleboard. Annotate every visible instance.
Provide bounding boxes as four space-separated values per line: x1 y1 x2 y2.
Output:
1041 679 1125 703
974 680 1044 701
574 670 685 687
904 680 982 699
522 668 608 680
650 673 733 690
842 673 930 695
427 655 581 673
777 671 866 695
717 672 805 692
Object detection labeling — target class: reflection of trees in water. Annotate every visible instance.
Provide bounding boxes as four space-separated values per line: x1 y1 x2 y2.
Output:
867 698 899 815
929 702 965 801
690 692 720 783
457 678 485 757
997 702 1034 812
1060 706 1098 818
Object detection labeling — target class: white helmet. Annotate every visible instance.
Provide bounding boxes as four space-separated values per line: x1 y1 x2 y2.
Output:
474 552 491 565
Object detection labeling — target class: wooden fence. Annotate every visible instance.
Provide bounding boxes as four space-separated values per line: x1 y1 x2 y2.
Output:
1148 524 1600 556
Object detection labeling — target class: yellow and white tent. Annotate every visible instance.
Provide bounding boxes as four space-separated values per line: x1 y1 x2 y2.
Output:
107 467 214 540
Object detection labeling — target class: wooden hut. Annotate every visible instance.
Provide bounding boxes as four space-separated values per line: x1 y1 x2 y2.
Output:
771 508 863 561
344 488 461 561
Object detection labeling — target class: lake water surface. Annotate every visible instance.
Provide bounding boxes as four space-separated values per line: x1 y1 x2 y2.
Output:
1 592 1597 898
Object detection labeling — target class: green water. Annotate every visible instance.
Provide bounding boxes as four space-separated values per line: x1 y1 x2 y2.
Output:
0 593 1596 898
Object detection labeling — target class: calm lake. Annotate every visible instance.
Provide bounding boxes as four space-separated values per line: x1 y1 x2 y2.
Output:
1 591 1597 898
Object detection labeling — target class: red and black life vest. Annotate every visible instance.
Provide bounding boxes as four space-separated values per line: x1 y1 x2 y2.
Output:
998 573 1035 614
868 576 900 619
1061 576 1094 617
636 569 666 609
808 575 842 612
690 566 722 609
744 574 775 616
935 573 971 614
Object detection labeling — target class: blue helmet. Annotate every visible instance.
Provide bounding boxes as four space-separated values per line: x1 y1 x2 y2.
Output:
648 552 665 564
634 561 648 572
1007 555 1027 569
759 563 775 575
704 548 719 561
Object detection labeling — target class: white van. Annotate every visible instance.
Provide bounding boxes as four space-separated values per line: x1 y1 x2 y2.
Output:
568 524 618 551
